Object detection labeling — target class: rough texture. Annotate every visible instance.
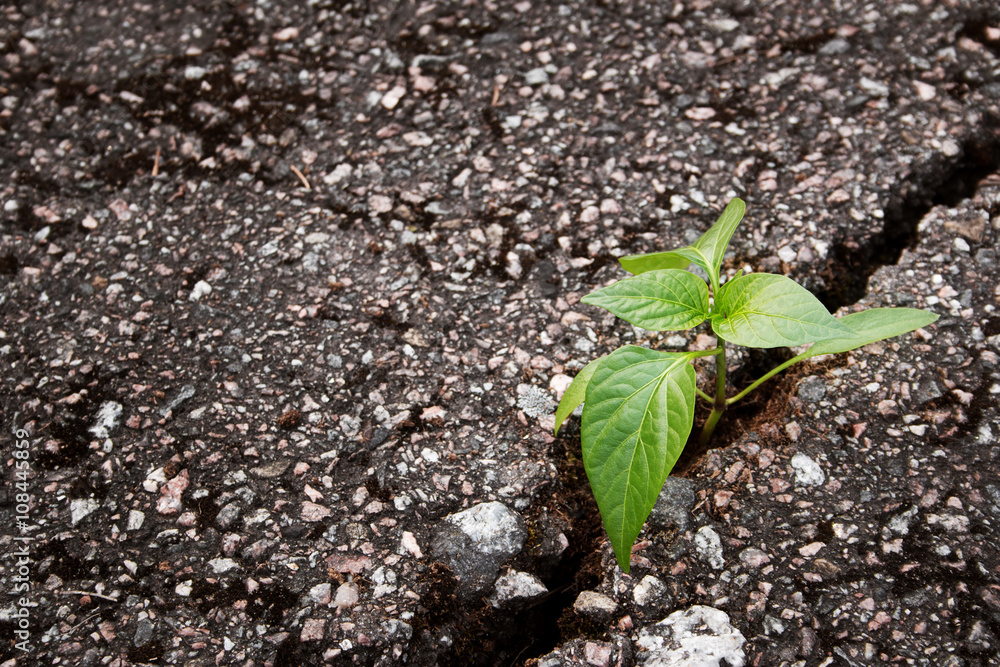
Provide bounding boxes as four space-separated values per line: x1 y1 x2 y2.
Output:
573 590 619 620
535 635 633 667
1 0 999 665
432 501 528 597
635 606 746 667
488 570 548 609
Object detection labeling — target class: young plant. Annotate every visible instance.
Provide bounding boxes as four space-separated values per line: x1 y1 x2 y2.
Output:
554 197 938 572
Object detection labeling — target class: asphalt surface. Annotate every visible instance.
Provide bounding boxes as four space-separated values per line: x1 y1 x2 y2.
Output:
1 1 1000 665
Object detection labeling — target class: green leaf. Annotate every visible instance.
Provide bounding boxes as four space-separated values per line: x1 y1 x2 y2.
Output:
712 273 855 348
554 356 604 436
619 198 745 292
582 346 696 572
802 308 939 358
619 250 697 275
581 269 710 332
690 197 746 280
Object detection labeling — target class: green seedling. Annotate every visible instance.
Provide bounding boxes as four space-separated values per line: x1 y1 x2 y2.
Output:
554 197 938 572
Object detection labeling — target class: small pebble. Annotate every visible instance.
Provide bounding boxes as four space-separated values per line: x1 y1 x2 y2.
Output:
791 453 825 487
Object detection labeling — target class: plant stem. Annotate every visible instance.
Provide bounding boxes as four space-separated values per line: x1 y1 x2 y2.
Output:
687 348 724 360
698 339 727 447
689 348 724 404
725 351 810 406
694 386 714 404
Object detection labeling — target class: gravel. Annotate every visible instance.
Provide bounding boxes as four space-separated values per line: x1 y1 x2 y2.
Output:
1 0 998 665
635 606 746 667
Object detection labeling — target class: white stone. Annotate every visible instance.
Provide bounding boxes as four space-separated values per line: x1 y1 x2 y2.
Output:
777 245 797 263
381 85 406 110
927 513 969 533
859 77 890 97
762 615 786 636
381 619 413 642
127 510 145 531
403 131 433 147
599 198 621 214
401 531 423 558
308 583 331 605
694 526 724 570
489 570 548 608
579 205 601 222
506 252 522 279
70 498 99 525
798 541 825 557
207 558 240 574
189 280 212 302
224 469 249 486
368 194 393 214
791 453 825 487
762 68 800 88
524 68 549 85
913 80 936 100
889 506 918 535
445 501 526 556
452 168 473 187
323 163 354 185
685 107 716 121
549 373 573 399
90 401 123 440
573 590 618 618
633 575 668 607
184 66 207 80
636 606 746 667
143 467 167 492
273 27 300 41
304 232 330 245
738 548 770 569
707 18 740 31
333 582 359 610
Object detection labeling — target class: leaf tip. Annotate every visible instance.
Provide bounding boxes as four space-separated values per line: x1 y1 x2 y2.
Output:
553 412 569 436
610 543 632 574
